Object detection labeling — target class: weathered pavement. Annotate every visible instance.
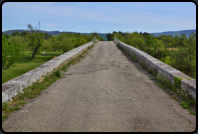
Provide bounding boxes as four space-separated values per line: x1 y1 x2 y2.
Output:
2 41 196 132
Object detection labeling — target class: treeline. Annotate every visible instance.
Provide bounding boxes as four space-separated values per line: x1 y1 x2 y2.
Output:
106 31 196 79
2 24 101 70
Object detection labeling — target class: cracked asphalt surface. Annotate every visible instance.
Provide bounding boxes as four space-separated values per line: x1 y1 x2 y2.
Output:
2 41 196 132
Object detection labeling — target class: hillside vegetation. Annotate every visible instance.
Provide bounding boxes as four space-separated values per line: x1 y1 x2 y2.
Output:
3 29 107 41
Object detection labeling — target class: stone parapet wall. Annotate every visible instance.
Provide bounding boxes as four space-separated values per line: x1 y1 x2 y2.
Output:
115 40 196 99
2 41 96 103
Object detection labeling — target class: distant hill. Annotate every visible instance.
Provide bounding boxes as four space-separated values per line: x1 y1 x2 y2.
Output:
2 29 108 41
3 29 195 40
150 29 196 38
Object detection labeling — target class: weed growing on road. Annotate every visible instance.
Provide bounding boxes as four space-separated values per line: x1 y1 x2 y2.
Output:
189 110 196 115
180 101 190 109
2 102 9 111
15 101 27 107
2 115 8 121
55 70 61 77
61 64 68 71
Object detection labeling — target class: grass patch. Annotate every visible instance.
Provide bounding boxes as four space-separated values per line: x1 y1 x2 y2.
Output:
15 101 27 107
2 102 9 111
189 110 196 115
60 63 68 72
2 115 8 121
2 51 63 84
7 107 22 112
180 101 190 109
55 70 61 77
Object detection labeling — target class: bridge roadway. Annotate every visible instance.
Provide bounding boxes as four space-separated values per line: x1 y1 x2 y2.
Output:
2 41 196 132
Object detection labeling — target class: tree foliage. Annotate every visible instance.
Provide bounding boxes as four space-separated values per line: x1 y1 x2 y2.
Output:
27 24 44 59
2 26 97 70
2 36 23 70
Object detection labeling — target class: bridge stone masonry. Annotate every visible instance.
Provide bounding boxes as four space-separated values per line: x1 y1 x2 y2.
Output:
114 38 196 99
2 38 98 103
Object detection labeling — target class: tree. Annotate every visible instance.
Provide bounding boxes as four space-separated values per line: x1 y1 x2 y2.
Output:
59 37 74 53
42 40 52 55
171 32 196 77
90 33 101 41
56 32 74 53
79 37 87 45
2 36 23 70
27 24 44 59
161 35 172 52
9 36 26 55
27 24 37 34
21 31 29 37
12 30 20 36
145 34 152 53
44 33 50 40
106 33 113 41
5 33 9 39
49 35 57 51
151 36 158 57
156 39 164 58
179 34 187 47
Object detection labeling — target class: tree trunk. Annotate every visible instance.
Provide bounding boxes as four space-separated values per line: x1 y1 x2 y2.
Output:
32 47 39 59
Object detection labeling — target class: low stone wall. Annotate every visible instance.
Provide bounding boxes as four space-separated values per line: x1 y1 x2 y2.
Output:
115 40 196 99
2 41 97 103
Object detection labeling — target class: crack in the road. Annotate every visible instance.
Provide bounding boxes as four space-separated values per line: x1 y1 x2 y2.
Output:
168 104 195 129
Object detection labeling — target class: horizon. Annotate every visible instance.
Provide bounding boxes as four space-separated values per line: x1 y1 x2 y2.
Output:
2 28 196 34
2 2 196 33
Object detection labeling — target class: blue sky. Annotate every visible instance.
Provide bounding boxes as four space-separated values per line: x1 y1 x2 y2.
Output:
2 2 196 33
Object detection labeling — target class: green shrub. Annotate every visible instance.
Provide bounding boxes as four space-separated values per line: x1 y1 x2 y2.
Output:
189 110 196 115
55 70 61 77
2 115 8 121
2 102 9 111
174 76 182 89
180 101 190 109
